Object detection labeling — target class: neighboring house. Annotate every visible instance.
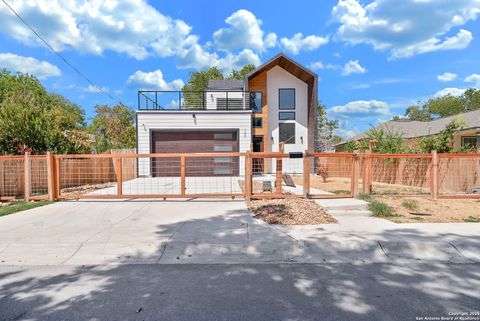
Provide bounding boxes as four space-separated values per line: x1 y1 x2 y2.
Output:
136 53 318 176
335 109 480 152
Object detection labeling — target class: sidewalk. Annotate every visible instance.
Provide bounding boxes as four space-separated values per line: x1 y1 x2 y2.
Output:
0 198 478 266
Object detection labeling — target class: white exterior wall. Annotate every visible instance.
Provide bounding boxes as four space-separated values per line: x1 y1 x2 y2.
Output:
267 66 309 173
136 111 252 176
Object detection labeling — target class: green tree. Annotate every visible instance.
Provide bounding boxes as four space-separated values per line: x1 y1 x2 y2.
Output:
316 101 340 151
419 119 465 153
182 66 224 92
404 105 432 121
227 64 256 80
403 88 480 120
345 127 405 153
0 69 89 154
88 104 136 153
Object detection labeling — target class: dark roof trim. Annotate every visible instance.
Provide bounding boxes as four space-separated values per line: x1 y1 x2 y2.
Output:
244 52 318 86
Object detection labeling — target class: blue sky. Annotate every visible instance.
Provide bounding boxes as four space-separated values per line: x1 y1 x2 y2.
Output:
1 0 480 138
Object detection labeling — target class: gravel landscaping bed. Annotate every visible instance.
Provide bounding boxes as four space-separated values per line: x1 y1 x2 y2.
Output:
247 198 336 225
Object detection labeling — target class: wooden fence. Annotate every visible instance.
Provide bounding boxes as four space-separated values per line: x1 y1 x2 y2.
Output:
1 150 479 201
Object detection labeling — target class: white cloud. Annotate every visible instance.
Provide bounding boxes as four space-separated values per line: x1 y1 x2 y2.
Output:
280 33 329 55
437 72 458 82
342 60 367 76
328 100 390 120
176 44 219 70
309 61 340 71
213 9 277 52
464 73 480 88
332 0 479 58
334 128 359 139
127 69 184 90
434 87 466 98
83 85 109 93
0 1 204 60
0 52 61 79
217 49 261 73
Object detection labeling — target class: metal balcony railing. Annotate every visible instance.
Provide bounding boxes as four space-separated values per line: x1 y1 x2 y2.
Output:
138 90 257 111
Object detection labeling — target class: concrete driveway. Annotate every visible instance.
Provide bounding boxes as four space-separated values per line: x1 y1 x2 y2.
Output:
0 199 479 265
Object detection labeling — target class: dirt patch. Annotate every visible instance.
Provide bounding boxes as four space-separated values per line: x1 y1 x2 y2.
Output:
373 195 480 223
292 175 429 195
247 198 336 225
61 182 116 196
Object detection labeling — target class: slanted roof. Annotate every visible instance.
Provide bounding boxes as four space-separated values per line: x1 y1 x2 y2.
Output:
245 53 317 85
348 109 480 142
207 79 244 90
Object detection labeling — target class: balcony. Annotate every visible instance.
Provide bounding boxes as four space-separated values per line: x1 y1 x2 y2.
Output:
138 90 261 111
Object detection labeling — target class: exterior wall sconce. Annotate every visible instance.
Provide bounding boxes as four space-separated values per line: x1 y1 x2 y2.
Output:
301 136 303 144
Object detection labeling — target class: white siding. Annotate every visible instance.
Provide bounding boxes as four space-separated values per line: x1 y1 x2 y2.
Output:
267 66 309 173
136 111 252 176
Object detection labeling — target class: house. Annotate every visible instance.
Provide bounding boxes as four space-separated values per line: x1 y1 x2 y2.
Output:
135 53 318 177
335 109 480 152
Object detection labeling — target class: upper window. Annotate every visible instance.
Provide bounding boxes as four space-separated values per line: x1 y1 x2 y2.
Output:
279 123 295 144
279 88 295 110
461 136 478 148
252 117 263 128
250 92 262 113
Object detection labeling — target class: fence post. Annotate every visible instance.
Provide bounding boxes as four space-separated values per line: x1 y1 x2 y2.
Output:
180 156 186 196
244 152 252 200
352 151 360 197
275 142 285 195
303 150 311 198
24 152 31 201
46 152 55 201
115 156 123 196
362 150 373 194
431 150 438 200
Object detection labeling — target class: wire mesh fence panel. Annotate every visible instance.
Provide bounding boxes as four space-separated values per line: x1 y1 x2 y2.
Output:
370 155 431 196
0 157 24 199
249 156 283 196
124 156 181 196
58 157 118 197
307 154 354 197
438 156 480 197
30 156 48 197
185 155 243 196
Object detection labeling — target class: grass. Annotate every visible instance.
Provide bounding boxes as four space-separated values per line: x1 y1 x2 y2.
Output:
368 200 397 217
0 201 53 218
332 190 351 194
464 216 480 223
401 199 418 211
356 193 373 202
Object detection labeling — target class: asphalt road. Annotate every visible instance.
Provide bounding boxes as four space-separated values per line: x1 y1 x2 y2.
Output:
1 263 479 321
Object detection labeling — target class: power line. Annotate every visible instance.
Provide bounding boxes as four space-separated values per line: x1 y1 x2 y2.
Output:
1 0 129 107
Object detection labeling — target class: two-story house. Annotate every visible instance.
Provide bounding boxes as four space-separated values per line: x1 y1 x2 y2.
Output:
136 53 318 177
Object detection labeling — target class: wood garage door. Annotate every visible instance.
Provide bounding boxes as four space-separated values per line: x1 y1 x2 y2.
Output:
151 130 239 177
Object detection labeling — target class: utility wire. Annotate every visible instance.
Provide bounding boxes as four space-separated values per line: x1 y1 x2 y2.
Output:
1 0 129 107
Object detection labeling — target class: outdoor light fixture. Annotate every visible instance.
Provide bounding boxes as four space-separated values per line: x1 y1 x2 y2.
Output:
301 136 303 144
142 124 146 131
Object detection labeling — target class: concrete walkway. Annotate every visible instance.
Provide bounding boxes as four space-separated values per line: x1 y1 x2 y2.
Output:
0 198 479 266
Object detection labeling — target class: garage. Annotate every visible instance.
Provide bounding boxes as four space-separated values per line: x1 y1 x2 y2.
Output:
150 129 239 177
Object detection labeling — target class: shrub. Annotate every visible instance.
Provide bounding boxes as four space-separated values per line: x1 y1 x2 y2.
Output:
333 190 351 194
401 199 418 211
464 216 480 223
369 200 396 217
357 193 373 202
